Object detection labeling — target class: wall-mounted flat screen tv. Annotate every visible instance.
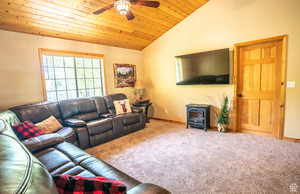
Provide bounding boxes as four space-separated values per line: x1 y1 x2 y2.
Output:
175 48 230 85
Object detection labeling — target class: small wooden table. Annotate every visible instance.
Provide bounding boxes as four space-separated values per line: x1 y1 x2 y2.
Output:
132 100 152 123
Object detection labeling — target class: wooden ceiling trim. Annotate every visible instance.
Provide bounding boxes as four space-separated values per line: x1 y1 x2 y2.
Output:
0 0 209 50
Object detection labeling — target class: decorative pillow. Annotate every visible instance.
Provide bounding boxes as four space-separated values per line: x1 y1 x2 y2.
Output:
35 116 63 134
53 175 127 194
113 99 132 115
12 121 45 140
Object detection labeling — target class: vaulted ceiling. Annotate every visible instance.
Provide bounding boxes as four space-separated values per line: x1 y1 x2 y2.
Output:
0 0 209 50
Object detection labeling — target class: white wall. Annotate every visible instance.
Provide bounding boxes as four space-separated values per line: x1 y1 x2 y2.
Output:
142 0 300 138
0 30 143 110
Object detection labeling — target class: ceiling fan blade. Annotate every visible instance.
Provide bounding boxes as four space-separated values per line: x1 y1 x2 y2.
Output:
135 0 160 8
126 11 135 20
93 4 114 15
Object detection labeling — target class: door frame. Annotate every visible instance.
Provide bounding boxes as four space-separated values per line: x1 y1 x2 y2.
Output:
232 35 288 139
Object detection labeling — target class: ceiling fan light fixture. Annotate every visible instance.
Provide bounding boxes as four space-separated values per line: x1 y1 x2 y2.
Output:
114 0 131 15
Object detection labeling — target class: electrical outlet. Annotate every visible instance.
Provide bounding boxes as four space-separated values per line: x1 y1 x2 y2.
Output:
164 108 168 114
287 81 296 88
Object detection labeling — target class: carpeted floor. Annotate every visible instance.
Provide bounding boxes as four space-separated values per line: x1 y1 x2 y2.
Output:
86 120 300 194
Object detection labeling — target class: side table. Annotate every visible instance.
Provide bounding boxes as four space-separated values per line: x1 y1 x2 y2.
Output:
132 100 152 123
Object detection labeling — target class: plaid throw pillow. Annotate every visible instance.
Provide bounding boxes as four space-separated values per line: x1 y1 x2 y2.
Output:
12 121 45 140
53 175 127 194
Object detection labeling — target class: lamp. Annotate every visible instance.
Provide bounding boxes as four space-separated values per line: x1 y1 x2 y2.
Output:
114 0 131 15
134 80 145 104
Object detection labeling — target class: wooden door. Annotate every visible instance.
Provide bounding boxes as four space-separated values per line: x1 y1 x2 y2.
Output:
235 36 287 138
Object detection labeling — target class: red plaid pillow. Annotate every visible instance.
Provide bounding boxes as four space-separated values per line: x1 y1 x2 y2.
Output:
53 175 126 194
12 121 45 140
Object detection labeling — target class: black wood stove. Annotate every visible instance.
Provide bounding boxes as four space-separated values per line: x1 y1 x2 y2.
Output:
186 104 210 131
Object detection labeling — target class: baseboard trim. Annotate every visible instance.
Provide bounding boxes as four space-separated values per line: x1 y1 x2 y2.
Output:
151 118 235 132
151 117 185 125
152 118 300 142
282 136 300 143
237 129 273 137
210 126 234 133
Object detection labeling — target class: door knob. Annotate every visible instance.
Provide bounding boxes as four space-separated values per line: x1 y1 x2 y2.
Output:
237 94 243 97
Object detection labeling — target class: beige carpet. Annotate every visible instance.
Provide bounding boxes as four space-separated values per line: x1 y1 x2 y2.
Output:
86 120 300 194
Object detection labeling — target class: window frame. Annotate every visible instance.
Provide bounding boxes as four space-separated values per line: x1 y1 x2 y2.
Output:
39 48 106 101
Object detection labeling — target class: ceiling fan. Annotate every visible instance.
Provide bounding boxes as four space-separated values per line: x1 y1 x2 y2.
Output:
93 0 160 20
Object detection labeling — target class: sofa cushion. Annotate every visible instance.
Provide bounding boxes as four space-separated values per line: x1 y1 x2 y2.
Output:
118 113 140 125
53 175 126 194
93 96 109 115
87 118 113 135
44 102 63 124
56 127 77 144
104 93 127 114
0 110 20 126
59 98 98 120
80 157 140 190
36 116 63 134
73 112 99 122
11 104 51 123
12 121 45 140
23 133 65 153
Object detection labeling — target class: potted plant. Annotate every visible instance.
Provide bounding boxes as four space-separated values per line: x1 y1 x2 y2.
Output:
217 96 230 133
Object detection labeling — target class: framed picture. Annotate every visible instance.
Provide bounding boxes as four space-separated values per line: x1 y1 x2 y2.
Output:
113 64 136 88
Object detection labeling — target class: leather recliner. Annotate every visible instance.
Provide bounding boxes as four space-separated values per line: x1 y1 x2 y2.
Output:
59 97 116 147
10 101 78 146
104 93 146 136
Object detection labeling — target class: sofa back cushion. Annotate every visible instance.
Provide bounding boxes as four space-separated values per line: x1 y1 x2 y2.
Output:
0 110 20 126
59 98 98 121
104 93 128 114
0 119 58 194
44 102 63 123
10 102 63 124
11 104 51 123
93 96 109 115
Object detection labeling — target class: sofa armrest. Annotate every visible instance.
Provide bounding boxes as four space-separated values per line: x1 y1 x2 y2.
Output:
74 127 90 149
64 118 86 128
22 133 65 153
99 113 114 118
132 107 143 113
127 183 171 194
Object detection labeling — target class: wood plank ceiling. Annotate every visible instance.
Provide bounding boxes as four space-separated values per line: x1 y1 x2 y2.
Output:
0 0 209 50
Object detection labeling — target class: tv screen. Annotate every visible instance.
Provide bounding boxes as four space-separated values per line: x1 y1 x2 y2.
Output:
175 48 230 85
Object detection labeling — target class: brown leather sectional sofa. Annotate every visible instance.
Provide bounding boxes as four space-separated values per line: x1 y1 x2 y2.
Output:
10 93 146 149
0 93 171 194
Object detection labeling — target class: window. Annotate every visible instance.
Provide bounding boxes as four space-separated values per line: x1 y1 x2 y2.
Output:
40 49 105 101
